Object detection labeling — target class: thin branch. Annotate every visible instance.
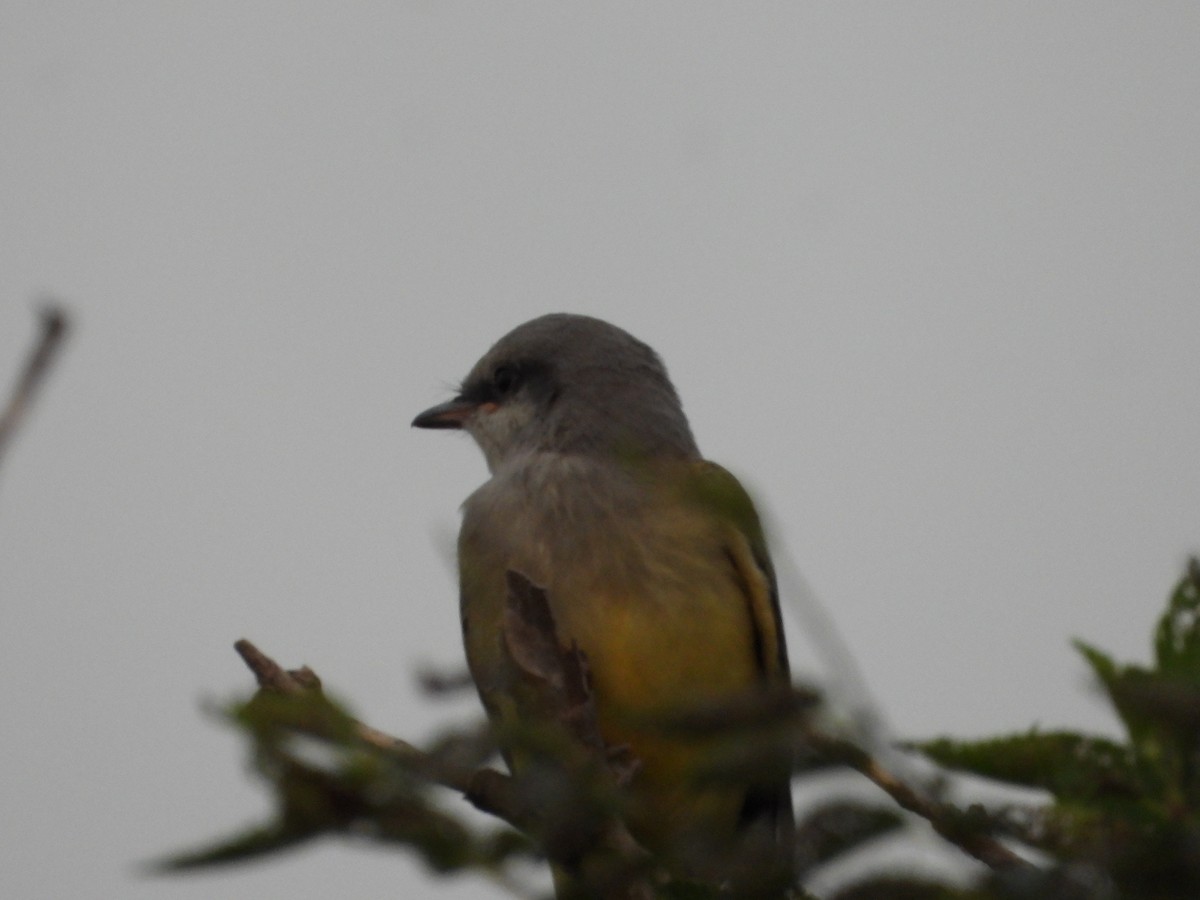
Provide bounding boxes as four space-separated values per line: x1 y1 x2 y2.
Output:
232 638 504 806
0 304 70 469
802 727 1032 873
233 572 662 899
651 680 1031 874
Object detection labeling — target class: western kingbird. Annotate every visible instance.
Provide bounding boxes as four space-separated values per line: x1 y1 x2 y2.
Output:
413 313 794 889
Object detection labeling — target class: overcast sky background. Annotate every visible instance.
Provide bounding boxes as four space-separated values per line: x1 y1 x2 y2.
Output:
2 5 1199 899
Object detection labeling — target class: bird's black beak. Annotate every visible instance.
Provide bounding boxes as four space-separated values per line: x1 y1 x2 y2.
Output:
412 397 477 430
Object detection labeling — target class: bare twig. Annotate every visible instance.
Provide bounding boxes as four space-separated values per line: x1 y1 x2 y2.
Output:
0 304 70 469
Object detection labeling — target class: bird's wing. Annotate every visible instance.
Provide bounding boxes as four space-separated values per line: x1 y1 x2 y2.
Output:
686 460 796 842
687 460 789 680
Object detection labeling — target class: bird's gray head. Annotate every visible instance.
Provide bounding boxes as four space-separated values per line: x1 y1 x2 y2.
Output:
412 314 699 471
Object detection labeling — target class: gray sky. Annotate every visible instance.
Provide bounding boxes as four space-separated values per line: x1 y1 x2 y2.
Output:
2 4 1199 898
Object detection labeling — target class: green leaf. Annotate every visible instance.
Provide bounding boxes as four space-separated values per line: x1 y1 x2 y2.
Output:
1073 640 1159 751
1105 671 1200 737
231 688 359 745
1155 560 1200 680
1072 564 1200 808
152 824 315 871
1098 669 1200 806
1073 640 1119 687
915 730 1139 802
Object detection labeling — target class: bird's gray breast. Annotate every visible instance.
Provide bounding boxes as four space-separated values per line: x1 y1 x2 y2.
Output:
459 451 651 594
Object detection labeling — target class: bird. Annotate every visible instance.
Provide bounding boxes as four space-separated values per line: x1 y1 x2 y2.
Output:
413 313 794 892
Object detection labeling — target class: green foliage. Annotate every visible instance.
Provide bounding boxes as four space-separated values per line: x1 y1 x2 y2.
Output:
917 731 1139 803
917 561 1200 898
168 562 1200 898
158 688 531 878
163 666 908 897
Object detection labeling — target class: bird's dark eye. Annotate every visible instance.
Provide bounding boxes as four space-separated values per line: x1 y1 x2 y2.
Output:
492 364 520 396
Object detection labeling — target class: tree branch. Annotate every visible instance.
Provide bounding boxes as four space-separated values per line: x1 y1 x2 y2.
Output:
232 573 660 899
802 728 1032 872
232 638 519 823
0 304 69 470
230 567 1033 895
